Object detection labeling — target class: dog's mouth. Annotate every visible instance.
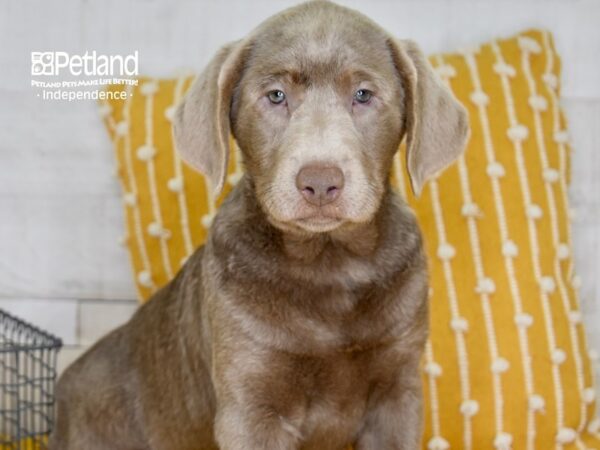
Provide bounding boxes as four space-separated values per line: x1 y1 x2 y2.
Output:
263 189 383 235
289 201 348 232
295 214 343 233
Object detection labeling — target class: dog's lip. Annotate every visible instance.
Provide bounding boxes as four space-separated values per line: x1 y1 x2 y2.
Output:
294 215 343 233
293 211 344 232
294 202 343 219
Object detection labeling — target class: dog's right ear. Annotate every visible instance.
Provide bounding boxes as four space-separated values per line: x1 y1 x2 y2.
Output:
173 40 251 195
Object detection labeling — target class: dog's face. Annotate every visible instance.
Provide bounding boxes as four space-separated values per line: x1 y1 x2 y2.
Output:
174 1 468 235
231 10 405 234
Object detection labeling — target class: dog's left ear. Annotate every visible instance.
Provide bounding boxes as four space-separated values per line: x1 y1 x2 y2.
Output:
388 39 469 196
173 39 252 195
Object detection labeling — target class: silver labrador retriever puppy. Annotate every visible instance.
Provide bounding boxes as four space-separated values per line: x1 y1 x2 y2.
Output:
50 1 468 449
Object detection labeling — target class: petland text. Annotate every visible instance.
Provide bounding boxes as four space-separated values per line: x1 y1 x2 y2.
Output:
31 51 139 77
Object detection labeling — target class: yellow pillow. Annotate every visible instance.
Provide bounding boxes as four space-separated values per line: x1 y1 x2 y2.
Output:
102 29 600 449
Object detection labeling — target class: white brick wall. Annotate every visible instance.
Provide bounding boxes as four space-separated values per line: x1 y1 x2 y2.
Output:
0 0 598 381
78 301 138 346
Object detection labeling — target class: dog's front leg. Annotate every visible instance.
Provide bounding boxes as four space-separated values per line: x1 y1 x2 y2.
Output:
355 356 424 450
214 404 302 450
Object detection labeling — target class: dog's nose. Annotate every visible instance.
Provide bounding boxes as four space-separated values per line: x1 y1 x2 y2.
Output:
296 165 344 206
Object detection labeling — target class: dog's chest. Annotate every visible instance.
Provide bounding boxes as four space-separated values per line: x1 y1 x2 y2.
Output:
279 344 400 449
272 282 397 352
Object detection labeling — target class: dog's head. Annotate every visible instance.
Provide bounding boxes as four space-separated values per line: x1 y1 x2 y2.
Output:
174 0 468 234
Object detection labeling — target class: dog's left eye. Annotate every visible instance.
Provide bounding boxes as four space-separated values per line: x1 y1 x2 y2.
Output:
354 89 373 104
267 90 286 104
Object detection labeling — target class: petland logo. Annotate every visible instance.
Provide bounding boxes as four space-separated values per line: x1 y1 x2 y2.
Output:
31 51 139 77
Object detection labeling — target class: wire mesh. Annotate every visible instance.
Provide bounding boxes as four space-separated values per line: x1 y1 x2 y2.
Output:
0 309 62 450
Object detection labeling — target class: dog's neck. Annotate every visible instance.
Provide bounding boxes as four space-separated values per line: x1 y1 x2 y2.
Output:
208 176 421 291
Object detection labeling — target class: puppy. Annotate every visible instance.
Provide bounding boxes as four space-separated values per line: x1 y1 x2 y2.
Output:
50 1 468 449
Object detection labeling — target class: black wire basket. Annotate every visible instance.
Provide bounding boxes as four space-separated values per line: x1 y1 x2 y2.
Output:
0 309 62 449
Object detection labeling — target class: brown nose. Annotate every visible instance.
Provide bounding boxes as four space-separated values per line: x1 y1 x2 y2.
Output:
296 164 344 206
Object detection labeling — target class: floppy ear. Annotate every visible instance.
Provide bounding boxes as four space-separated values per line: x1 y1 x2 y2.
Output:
173 40 251 195
388 39 469 196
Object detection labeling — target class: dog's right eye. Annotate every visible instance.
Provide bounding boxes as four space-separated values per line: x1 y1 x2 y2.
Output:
267 90 286 105
354 89 373 104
